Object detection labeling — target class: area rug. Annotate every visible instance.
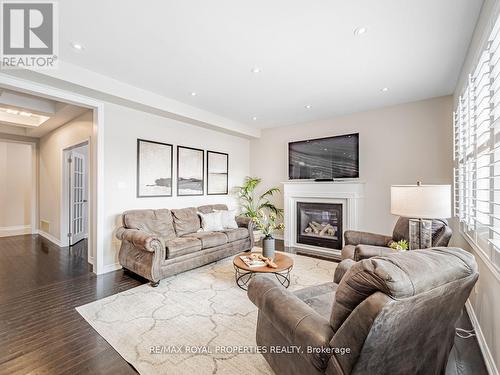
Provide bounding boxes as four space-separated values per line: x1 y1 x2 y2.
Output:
76 253 336 375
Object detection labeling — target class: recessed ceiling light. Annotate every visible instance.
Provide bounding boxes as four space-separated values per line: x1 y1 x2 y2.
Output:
251 67 262 74
252 116 258 121
71 42 84 51
381 87 389 92
305 105 312 109
354 27 367 36
190 92 197 96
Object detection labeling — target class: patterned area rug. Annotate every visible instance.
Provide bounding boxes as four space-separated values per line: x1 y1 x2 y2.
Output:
76 252 336 375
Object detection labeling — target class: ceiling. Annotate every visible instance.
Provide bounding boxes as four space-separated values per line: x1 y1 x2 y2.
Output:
55 0 482 128
0 89 88 138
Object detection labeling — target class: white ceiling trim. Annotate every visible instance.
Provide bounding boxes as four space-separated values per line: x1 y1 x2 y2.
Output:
24 61 260 138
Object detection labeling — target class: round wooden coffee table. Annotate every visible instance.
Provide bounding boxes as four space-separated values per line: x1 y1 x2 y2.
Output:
233 251 294 290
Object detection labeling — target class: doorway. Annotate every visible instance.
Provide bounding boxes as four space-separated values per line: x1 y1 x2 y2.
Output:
0 139 37 238
62 141 89 247
0 74 104 274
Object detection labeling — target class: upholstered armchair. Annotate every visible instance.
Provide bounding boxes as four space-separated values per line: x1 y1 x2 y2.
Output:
341 217 452 262
248 247 478 375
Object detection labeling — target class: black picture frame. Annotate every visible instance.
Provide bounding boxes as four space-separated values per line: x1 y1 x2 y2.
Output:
207 150 229 195
137 139 173 198
177 145 205 196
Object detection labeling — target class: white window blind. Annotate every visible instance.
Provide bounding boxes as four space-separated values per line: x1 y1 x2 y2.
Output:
454 14 500 271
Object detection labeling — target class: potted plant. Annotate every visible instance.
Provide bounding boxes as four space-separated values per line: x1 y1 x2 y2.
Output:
235 177 283 242
389 240 409 251
252 210 285 259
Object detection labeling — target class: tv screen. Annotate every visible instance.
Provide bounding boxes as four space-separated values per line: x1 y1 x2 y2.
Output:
288 133 359 180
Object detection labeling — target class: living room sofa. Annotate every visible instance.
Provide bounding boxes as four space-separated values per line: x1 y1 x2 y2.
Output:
115 204 254 286
248 247 478 375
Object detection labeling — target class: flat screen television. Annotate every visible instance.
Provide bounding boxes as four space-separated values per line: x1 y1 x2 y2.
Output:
288 133 359 180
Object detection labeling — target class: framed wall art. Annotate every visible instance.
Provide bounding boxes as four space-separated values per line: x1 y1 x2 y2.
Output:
137 139 173 197
177 146 204 196
207 151 228 195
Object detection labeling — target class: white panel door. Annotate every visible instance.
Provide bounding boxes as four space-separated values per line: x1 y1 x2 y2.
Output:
69 152 87 245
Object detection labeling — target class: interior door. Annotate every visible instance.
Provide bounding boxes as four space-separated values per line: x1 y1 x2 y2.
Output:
69 151 87 245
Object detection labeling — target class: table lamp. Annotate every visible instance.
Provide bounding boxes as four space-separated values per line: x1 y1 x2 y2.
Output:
391 182 451 250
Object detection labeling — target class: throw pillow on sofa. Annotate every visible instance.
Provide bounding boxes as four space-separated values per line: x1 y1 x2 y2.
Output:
198 211 224 231
216 209 239 229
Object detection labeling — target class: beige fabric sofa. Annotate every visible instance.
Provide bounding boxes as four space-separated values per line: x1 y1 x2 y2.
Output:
116 204 254 286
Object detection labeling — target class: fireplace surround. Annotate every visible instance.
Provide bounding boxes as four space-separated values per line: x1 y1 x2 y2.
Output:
283 181 364 258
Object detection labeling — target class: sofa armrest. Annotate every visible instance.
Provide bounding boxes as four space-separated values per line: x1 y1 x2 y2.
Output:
236 216 255 248
115 227 163 253
236 216 254 230
344 230 392 247
354 244 394 261
248 276 334 370
333 259 356 284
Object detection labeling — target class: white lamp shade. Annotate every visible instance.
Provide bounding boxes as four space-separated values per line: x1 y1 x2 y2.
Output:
391 184 451 219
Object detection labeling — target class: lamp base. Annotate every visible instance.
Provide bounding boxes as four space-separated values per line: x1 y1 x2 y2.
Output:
409 219 432 250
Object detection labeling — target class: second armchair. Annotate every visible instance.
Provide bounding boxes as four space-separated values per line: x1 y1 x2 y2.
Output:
341 217 452 262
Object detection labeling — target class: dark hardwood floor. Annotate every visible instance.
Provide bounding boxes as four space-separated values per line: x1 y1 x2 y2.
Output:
0 234 143 375
0 235 488 375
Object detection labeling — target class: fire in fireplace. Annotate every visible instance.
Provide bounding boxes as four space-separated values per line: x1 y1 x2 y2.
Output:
296 202 343 249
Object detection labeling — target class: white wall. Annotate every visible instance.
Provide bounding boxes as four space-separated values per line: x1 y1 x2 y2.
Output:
103 102 250 266
39 111 93 241
453 0 500 372
250 96 453 235
0 141 32 229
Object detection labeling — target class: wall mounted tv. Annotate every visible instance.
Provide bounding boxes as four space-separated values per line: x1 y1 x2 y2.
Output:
288 133 359 180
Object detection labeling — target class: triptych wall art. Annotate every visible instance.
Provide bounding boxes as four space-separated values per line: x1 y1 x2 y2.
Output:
136 139 228 198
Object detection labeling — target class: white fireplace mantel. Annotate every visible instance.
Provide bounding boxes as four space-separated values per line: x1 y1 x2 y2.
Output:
282 180 365 257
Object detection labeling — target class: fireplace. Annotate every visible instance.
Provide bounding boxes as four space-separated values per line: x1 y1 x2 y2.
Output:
283 181 364 258
296 202 343 250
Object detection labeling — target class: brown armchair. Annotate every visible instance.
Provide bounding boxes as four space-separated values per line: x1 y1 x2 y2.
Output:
248 247 478 375
341 217 452 261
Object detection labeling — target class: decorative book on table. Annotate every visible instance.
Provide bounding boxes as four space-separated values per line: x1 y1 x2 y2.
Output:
239 255 266 268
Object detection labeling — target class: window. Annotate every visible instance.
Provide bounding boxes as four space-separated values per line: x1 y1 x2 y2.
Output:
454 14 500 271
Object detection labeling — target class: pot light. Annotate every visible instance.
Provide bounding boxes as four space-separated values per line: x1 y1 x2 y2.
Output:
190 92 197 96
251 67 262 74
354 27 367 36
71 42 84 51
381 87 389 92
252 116 258 121
305 105 312 109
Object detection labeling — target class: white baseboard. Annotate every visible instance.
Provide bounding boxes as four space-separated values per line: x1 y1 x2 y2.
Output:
0 225 32 237
465 300 499 375
98 262 122 275
37 229 62 247
88 255 95 266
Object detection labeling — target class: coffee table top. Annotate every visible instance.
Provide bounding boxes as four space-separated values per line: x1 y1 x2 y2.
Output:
233 251 294 273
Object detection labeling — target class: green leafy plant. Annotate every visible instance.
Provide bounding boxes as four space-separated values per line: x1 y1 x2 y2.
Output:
389 239 409 251
235 177 283 219
252 210 285 238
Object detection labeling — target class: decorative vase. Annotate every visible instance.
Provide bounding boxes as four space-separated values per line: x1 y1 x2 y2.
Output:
253 230 263 243
262 236 275 259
